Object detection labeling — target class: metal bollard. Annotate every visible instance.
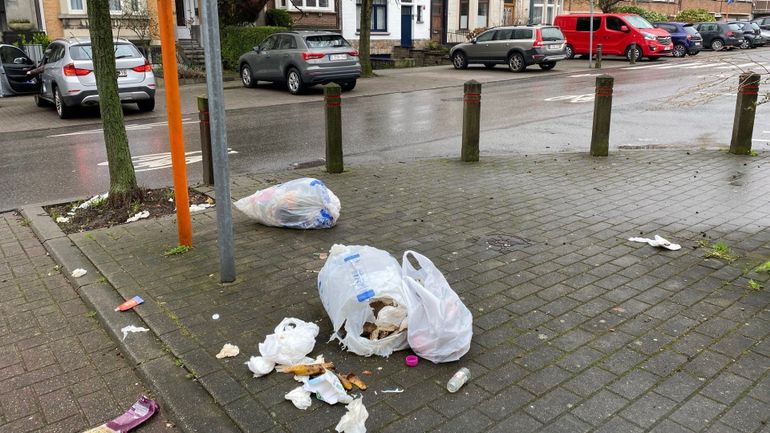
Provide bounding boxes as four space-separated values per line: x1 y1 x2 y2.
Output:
324 83 343 173
730 72 760 155
461 80 481 162
196 95 214 185
595 44 602 69
630 43 637 65
590 75 614 157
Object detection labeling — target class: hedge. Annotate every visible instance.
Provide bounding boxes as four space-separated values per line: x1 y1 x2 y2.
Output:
674 8 715 23
611 6 668 23
220 25 288 70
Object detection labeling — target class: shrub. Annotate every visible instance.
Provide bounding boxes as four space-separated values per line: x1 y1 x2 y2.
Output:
220 25 288 70
675 8 715 23
612 6 668 23
266 9 292 27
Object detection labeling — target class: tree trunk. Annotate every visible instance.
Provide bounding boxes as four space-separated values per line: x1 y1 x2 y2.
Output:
86 0 140 205
359 0 373 77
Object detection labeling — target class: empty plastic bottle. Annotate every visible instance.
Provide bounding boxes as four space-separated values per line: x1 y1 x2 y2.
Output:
446 367 471 393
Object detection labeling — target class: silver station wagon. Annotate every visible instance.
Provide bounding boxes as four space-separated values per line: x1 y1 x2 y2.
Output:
450 26 567 72
238 31 361 95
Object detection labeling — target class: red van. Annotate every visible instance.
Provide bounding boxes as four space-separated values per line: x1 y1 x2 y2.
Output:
554 13 673 60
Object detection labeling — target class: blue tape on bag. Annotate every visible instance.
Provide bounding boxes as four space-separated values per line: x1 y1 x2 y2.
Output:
344 253 360 262
356 290 375 302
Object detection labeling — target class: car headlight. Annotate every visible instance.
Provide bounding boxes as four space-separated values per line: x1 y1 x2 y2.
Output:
643 32 656 40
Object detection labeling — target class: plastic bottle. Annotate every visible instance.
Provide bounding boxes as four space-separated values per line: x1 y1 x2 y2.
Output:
446 368 471 393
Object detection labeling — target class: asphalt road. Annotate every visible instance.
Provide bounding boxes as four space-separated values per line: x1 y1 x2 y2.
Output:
2 50 770 211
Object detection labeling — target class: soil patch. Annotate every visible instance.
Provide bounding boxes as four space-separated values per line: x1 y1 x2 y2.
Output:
45 187 213 234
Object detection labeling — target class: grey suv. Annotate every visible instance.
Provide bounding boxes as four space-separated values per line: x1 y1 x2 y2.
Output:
35 38 156 118
450 26 567 72
238 31 361 95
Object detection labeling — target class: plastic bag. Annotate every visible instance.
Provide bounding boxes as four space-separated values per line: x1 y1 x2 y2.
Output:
234 178 341 229
318 244 409 357
401 251 473 363
336 397 368 433
245 318 319 377
303 371 353 405
285 386 312 410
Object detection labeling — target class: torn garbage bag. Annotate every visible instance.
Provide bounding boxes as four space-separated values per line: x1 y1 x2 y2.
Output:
318 244 409 357
336 397 368 433
285 386 312 410
402 251 473 363
234 178 341 229
245 318 319 377
303 370 353 405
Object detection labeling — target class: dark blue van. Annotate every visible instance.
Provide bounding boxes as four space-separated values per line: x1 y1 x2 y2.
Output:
653 22 703 57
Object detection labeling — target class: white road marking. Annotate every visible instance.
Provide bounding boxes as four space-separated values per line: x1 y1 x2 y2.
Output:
98 149 238 172
621 63 666 70
716 62 761 69
544 94 595 103
569 73 602 77
47 118 198 138
654 62 702 69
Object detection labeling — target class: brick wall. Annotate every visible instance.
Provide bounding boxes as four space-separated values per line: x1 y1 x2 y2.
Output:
289 11 339 29
349 38 431 54
562 0 752 19
41 0 63 38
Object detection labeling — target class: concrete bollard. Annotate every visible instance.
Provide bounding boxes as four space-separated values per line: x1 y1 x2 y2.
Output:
595 44 602 69
197 95 214 185
730 72 760 155
630 43 637 65
590 75 614 157
324 83 343 173
461 80 481 162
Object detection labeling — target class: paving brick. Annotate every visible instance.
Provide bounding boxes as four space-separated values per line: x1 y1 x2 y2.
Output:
524 387 580 423
717 396 770 433
609 369 659 399
620 392 678 429
571 389 628 425
669 394 728 432
701 372 754 404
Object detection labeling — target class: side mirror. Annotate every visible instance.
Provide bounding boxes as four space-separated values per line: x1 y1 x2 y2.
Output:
620 25 630 32
253 46 261 52
471 38 477 44
13 57 29 64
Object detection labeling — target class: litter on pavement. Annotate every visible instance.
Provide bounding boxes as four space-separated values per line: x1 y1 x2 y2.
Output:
380 388 404 393
335 397 368 433
56 216 70 223
71 268 87 278
78 193 108 209
628 235 681 250
125 211 150 223
120 325 149 341
82 395 158 433
303 370 353 405
115 296 144 312
285 386 312 410
245 317 319 377
216 343 240 359
189 203 213 212
234 178 341 229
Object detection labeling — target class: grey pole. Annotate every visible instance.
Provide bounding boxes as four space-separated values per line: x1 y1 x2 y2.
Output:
730 72 760 155
200 0 236 283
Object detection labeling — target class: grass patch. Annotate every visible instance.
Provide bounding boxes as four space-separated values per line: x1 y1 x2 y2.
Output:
163 245 192 257
748 280 763 290
85 310 97 319
703 241 738 262
754 260 770 273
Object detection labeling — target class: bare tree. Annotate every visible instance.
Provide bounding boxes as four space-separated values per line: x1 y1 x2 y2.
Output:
598 0 625 12
86 0 141 205
117 3 157 61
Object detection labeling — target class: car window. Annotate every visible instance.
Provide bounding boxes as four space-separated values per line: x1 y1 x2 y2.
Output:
625 15 654 29
70 43 141 60
476 30 496 42
305 35 351 48
0 46 29 64
606 16 625 31
494 29 513 40
51 44 65 62
541 27 564 40
752 23 760 30
261 35 278 50
684 25 698 35
728 23 742 32
576 17 600 31
513 28 533 39
659 24 675 33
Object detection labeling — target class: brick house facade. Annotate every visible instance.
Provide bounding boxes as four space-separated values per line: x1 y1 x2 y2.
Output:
561 0 752 20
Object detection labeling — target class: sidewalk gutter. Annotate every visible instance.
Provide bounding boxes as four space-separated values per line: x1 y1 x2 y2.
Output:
19 205 242 433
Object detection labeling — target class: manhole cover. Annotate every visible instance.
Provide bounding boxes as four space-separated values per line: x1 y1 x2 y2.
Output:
474 234 531 251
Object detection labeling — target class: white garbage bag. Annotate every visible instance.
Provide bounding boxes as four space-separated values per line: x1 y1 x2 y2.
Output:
401 251 473 363
318 244 409 357
285 386 312 410
303 371 353 405
234 178 341 229
245 318 319 377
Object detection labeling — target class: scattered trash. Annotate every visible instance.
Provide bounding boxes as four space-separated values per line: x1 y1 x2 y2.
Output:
342 373 367 390
212 314 220 320
405 355 419 367
245 318 319 377
335 397 368 433
277 362 334 376
216 343 240 359
319 252 328 260
285 386 312 410
380 388 404 394
55 216 70 223
189 203 213 212
303 371 353 404
126 211 150 223
115 296 144 312
78 193 109 210
318 245 409 357
611 307 626 314
401 251 473 363
82 395 158 433
446 368 471 393
628 235 681 251
121 325 149 341
362 370 373 376
234 178 341 229
71 268 87 278
538 334 549 340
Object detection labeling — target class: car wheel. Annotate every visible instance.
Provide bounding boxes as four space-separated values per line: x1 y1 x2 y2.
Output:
564 44 575 59
340 80 356 91
137 98 155 112
539 61 556 71
507 52 526 72
483 63 495 69
672 43 687 57
54 87 73 119
740 38 751 49
34 93 51 107
241 64 256 88
286 68 306 95
711 39 724 51
452 51 468 69
626 45 643 62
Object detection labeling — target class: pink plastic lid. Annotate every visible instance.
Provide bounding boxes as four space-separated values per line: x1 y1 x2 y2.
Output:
405 355 419 367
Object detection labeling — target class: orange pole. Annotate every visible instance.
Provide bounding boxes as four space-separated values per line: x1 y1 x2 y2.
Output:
157 0 192 246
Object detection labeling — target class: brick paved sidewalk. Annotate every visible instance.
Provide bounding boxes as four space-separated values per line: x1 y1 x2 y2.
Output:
0 213 179 433
66 150 769 433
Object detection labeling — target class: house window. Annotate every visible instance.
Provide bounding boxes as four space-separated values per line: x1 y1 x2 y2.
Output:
109 0 122 12
477 0 488 27
356 0 387 32
416 5 423 22
70 0 84 11
459 0 469 29
280 0 333 11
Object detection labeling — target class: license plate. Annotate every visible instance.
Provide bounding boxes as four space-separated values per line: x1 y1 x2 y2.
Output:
118 69 128 77
329 54 347 61
548 44 560 49
694 42 701 46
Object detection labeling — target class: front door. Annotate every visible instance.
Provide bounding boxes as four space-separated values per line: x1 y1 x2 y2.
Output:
175 0 198 39
503 3 514 25
430 0 444 43
401 6 413 48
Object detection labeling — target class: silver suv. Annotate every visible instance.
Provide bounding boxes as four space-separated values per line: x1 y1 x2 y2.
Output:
450 26 567 72
35 38 156 118
238 31 361 95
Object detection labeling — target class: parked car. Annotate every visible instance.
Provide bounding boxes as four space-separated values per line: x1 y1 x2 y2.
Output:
693 22 742 51
0 44 40 96
34 38 155 118
238 31 360 95
449 26 567 72
652 22 702 57
729 21 764 48
554 13 672 61
751 16 770 30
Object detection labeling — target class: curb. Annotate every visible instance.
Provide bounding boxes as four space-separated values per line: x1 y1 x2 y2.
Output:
19 206 241 433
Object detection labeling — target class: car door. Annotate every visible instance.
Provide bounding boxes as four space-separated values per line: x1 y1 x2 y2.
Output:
252 35 279 80
603 16 628 55
466 29 496 61
697 23 715 46
41 43 64 100
0 45 39 94
489 29 513 62
271 35 296 80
